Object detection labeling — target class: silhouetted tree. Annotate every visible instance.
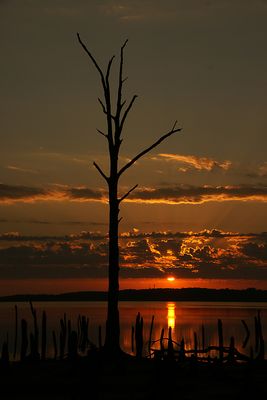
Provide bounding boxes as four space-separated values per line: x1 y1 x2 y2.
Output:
77 34 181 356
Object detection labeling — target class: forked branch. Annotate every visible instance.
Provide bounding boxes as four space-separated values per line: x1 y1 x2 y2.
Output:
118 121 182 177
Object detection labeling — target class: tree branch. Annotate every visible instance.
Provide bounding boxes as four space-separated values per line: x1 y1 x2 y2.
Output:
118 184 138 203
77 33 106 90
105 57 116 145
98 98 107 114
96 128 108 138
118 122 182 177
120 95 138 132
116 40 128 123
77 33 115 146
93 161 109 182
106 56 115 83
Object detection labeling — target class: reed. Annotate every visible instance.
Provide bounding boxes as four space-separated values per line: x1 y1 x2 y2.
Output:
1 336 9 367
148 315 154 357
160 328 164 354
193 331 198 358
13 305 18 360
67 319 72 355
254 315 259 353
20 319 28 361
77 314 81 346
201 324 205 351
29 300 39 359
131 325 135 353
135 312 143 359
80 316 89 353
241 319 250 348
217 319 224 361
256 310 265 360
227 336 235 364
41 311 47 361
179 338 185 362
167 327 174 360
52 330 57 360
98 325 102 348
59 317 67 360
68 331 78 360
1 305 266 365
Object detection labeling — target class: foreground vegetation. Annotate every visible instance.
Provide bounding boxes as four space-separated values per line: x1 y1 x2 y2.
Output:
0 302 266 399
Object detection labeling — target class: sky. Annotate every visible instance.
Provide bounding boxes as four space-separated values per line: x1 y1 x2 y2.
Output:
0 0 267 294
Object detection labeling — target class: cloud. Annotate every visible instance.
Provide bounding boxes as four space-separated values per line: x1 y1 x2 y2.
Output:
0 184 105 204
153 153 232 171
5 165 38 174
98 0 177 22
0 240 108 279
247 162 267 179
0 231 108 242
259 162 267 175
0 231 266 281
1 229 266 242
0 219 108 227
97 0 263 23
36 151 89 165
128 184 267 204
66 187 105 201
1 183 267 205
241 241 267 260
0 184 50 203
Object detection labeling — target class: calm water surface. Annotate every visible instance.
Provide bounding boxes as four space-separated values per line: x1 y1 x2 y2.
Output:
0 301 266 358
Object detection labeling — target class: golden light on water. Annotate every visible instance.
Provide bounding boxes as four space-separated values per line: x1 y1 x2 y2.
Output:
167 302 176 331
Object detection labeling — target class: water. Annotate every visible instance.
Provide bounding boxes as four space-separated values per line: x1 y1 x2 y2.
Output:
0 301 266 359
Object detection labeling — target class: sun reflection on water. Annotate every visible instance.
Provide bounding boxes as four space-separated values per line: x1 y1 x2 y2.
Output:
167 302 176 332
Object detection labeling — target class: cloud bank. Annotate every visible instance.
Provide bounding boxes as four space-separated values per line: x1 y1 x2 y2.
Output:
1 183 267 204
0 230 266 282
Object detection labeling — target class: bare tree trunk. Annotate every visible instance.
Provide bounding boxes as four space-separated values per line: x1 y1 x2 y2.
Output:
105 173 120 352
77 33 182 356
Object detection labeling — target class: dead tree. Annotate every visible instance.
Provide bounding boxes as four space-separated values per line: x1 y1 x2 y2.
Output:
77 34 181 355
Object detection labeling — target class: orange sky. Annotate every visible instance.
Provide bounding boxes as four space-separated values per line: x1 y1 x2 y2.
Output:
1 277 266 297
0 1 267 295
0 230 266 294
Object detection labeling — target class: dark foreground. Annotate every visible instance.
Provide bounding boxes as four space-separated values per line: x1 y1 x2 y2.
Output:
0 356 267 400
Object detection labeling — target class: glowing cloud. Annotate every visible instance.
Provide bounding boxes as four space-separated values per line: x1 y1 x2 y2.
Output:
1 183 267 204
154 153 231 171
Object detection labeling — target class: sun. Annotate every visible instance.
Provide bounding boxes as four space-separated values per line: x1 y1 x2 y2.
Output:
167 276 175 282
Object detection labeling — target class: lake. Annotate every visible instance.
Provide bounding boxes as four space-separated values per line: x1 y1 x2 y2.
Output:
0 301 266 359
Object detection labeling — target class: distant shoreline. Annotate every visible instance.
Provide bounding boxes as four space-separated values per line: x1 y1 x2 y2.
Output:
0 288 267 302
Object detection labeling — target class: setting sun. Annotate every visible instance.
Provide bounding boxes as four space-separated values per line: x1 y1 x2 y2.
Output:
167 276 175 282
